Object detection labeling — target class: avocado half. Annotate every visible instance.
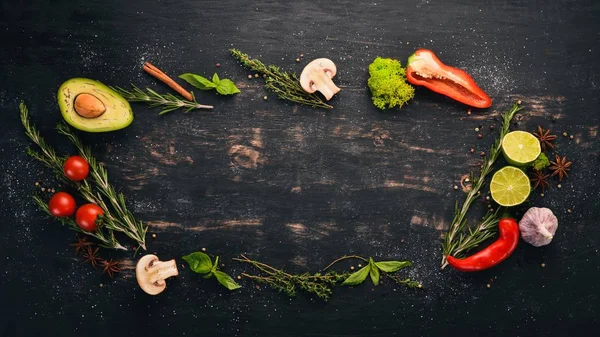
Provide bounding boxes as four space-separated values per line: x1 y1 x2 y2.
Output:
58 78 134 132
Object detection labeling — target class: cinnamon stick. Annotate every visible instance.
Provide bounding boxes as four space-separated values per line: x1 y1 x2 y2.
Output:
142 61 194 101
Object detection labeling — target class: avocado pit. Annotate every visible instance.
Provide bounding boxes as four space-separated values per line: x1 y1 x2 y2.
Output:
74 93 106 118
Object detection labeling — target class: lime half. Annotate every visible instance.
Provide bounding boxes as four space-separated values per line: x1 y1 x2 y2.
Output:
501 131 541 166
490 166 531 207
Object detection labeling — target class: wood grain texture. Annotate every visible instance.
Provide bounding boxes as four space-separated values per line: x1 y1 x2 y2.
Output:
0 0 599 336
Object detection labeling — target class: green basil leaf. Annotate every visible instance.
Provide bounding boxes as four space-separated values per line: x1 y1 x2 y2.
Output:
342 265 370 286
215 79 241 95
182 252 213 274
374 260 412 273
179 73 217 90
214 270 242 290
369 258 380 286
212 73 220 84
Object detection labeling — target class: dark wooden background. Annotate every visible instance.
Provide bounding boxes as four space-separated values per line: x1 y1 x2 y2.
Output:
1 0 599 336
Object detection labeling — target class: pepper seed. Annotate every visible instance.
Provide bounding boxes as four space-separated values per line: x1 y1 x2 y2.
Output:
569 135 574 140
557 184 562 189
454 185 459 190
480 151 486 157
247 75 253 79
467 109 472 115
541 263 546 268
295 58 300 63
254 74 259 78
201 247 207 252
474 127 480 132
562 132 568 137
470 147 475 154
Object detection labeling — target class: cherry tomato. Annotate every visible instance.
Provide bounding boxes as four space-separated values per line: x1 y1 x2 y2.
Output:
63 156 89 181
75 203 104 232
48 192 76 217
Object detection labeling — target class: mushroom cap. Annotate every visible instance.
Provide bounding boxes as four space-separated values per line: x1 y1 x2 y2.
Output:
136 254 166 295
300 58 338 93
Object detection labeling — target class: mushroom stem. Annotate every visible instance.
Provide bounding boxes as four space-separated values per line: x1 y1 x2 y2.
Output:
147 259 179 286
311 72 340 101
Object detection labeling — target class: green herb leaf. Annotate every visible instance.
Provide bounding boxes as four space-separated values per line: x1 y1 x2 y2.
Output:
212 73 220 84
182 252 213 274
374 260 412 273
342 265 370 286
369 258 380 286
179 73 217 90
214 270 242 290
216 79 241 95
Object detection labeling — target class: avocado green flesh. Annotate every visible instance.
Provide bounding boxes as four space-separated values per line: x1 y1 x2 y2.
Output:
57 78 133 133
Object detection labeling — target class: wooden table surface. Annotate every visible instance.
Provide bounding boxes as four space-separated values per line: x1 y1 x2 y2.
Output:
1 1 599 336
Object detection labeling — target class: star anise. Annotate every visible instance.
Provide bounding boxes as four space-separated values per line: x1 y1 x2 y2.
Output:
549 155 572 181
529 169 550 192
81 246 102 268
534 126 557 151
100 259 121 278
70 236 93 255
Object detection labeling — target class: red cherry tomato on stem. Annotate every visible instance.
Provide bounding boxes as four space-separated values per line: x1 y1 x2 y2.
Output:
48 192 76 217
75 203 104 232
63 156 89 181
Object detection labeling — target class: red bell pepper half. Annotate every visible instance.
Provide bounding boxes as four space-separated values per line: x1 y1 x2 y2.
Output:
406 49 492 108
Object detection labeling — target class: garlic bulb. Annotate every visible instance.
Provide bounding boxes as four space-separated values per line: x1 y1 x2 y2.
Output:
518 207 558 247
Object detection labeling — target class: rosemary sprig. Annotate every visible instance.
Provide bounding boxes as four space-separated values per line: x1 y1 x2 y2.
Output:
111 85 213 115
230 49 333 109
233 254 348 300
20 102 146 250
56 122 148 250
32 195 124 250
441 101 523 269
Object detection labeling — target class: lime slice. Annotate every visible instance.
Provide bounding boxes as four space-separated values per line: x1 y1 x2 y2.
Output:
490 166 531 207
501 131 541 166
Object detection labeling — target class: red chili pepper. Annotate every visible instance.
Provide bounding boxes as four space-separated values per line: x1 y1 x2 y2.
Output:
406 49 492 108
446 218 520 272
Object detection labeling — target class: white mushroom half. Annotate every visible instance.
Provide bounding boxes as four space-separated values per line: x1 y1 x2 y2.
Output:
299 58 340 100
136 254 179 295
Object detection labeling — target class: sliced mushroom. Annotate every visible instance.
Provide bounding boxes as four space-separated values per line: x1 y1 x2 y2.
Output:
135 254 179 295
299 58 340 100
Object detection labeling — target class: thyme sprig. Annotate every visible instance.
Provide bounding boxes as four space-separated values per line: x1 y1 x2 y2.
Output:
441 101 523 269
111 85 213 115
230 49 333 109
20 102 147 250
233 254 349 300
